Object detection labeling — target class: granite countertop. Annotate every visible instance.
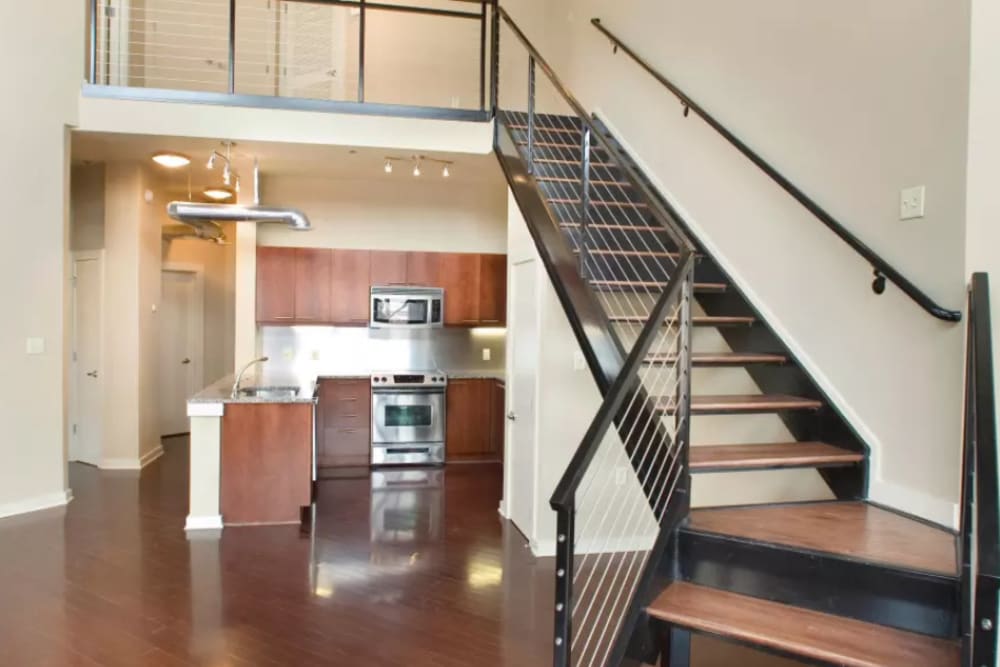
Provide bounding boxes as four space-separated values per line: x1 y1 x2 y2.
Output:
447 371 506 382
188 373 318 404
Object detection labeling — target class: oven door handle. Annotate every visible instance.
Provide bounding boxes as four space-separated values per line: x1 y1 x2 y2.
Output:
371 387 446 395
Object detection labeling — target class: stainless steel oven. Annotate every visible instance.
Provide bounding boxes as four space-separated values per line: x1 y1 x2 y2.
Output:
370 286 444 329
371 372 446 465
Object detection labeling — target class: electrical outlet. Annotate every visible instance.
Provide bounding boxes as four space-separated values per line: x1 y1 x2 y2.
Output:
25 337 45 355
482 347 491 361
573 350 586 371
900 185 926 220
311 350 321 361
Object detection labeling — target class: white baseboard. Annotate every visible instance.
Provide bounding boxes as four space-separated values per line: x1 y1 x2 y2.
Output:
498 499 509 518
185 514 224 531
530 534 657 559
869 478 959 530
0 489 73 520
101 444 165 471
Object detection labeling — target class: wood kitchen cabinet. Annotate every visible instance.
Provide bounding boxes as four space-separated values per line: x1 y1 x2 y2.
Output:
369 250 408 286
316 378 372 468
256 246 298 323
439 253 482 326
405 251 441 286
478 254 507 326
446 378 494 462
330 249 371 325
294 248 332 322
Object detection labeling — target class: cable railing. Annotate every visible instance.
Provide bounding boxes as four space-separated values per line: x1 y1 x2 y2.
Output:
589 17 961 323
86 0 494 120
960 273 999 667
494 9 696 667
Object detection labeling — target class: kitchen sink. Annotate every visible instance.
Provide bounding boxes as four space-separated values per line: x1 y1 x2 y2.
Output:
235 385 300 399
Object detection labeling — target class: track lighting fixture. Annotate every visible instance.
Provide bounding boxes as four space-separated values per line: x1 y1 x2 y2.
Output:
382 155 454 179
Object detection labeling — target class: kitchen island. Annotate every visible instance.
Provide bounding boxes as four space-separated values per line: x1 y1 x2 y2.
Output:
186 374 317 529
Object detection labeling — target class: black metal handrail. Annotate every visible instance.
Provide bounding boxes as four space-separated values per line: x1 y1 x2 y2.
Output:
960 272 999 666
590 17 962 323
86 0 494 122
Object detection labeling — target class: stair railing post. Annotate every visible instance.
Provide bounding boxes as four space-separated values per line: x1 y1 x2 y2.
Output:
676 268 694 512
89 0 98 84
227 0 236 94
578 127 591 280
489 0 499 119
527 55 536 174
553 505 574 667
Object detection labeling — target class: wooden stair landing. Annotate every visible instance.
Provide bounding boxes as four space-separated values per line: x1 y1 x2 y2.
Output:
648 582 959 667
690 442 864 472
689 502 958 576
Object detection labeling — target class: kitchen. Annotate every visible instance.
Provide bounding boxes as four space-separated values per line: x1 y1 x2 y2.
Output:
185 159 510 529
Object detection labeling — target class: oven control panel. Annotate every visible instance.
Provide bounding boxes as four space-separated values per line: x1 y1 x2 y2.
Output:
371 372 447 387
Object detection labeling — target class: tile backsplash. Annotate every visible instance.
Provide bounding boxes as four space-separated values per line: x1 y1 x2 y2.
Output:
258 325 506 379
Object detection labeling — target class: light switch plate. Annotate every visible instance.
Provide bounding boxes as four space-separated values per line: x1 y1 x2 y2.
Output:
25 337 45 355
900 185 926 220
482 347 491 361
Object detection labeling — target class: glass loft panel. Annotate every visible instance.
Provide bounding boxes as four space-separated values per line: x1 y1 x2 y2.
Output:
363 7 481 109
244 0 362 102
125 0 230 92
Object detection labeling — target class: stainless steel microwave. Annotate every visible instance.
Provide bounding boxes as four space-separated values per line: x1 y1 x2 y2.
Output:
370 286 444 329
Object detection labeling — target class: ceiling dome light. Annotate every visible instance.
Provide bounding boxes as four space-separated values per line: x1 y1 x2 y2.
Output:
151 152 191 169
442 165 450 178
384 160 393 174
203 186 234 201
413 161 421 177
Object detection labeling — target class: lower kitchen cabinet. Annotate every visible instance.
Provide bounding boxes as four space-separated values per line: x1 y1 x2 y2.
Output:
317 378 371 468
447 378 505 462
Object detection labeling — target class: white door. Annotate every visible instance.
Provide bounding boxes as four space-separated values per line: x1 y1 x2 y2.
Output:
159 269 203 436
507 259 539 539
71 254 104 466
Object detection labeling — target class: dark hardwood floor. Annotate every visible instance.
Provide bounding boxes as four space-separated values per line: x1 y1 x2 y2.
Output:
0 438 796 666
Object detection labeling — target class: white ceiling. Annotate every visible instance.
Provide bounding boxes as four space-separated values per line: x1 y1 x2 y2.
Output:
71 131 504 195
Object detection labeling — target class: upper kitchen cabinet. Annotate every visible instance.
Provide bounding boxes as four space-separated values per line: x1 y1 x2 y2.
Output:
330 249 371 325
478 254 507 326
405 252 441 287
439 252 481 326
369 251 408 286
294 248 332 323
257 246 298 323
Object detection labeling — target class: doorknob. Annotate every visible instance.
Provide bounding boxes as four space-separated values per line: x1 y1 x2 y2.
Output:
506 411 516 421
86 370 98 378
181 358 191 365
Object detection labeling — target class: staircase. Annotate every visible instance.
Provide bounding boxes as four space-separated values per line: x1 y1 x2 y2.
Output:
491 8 979 667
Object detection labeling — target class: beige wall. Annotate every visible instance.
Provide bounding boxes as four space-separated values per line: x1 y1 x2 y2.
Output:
0 0 83 517
101 163 163 467
70 164 106 251
163 225 237 384
257 173 507 251
502 0 971 526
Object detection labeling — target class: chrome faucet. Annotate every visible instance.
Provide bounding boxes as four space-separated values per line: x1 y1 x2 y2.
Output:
232 356 269 397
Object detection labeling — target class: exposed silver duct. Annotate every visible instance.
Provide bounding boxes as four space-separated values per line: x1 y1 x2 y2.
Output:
166 201 312 231
162 222 226 243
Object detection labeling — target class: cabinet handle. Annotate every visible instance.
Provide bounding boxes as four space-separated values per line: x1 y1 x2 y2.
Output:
336 397 358 401
272 315 294 320
480 319 501 324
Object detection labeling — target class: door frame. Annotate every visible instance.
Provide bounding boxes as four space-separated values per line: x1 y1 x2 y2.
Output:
502 257 542 545
161 262 206 436
69 250 106 464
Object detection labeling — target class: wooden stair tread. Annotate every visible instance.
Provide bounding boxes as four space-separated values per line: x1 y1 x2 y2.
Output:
648 582 959 667
646 352 787 366
690 442 864 471
688 501 958 576
659 394 823 414
610 314 755 327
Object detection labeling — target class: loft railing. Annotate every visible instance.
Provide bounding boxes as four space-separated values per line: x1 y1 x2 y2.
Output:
494 8 696 667
85 0 494 121
589 18 962 323
960 273 999 666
